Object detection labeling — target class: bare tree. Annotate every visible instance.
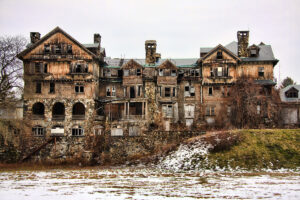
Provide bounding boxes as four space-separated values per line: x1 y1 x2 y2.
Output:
0 35 27 106
280 77 296 89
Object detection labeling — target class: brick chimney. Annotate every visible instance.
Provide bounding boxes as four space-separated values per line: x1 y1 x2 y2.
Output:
30 32 41 44
94 33 101 44
237 31 249 57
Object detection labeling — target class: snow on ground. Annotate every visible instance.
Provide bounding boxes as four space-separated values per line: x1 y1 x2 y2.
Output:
0 167 299 200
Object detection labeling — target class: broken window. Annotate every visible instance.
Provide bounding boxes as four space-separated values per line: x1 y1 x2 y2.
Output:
106 86 111 97
55 44 61 54
195 69 200 76
72 102 85 119
36 82 41 94
217 51 223 59
206 106 215 116
94 125 103 136
123 69 129 76
191 69 195 76
159 69 163 76
44 63 48 73
184 85 195 97
32 126 45 136
171 70 176 77
75 64 83 73
72 125 84 136
50 82 55 93
112 86 116 97
162 104 173 118
130 69 136 76
130 86 135 98
75 85 84 93
210 67 214 77
35 62 41 73
165 87 171 97
208 87 213 96
190 86 195 97
52 102 65 119
67 44 72 54
164 69 170 76
258 67 264 77
44 44 50 54
32 102 44 116
257 105 261 114
137 69 141 76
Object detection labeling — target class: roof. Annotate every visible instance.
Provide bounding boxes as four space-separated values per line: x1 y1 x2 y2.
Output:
18 26 98 59
104 57 198 68
200 41 278 64
199 44 241 62
83 43 99 48
280 85 300 102
254 80 276 85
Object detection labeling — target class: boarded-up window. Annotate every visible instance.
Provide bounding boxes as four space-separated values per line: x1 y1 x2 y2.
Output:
111 128 123 136
129 126 140 136
184 104 195 118
162 104 173 118
124 70 129 76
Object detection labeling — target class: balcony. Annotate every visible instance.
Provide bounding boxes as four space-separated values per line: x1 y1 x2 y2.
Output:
72 115 85 120
52 115 65 121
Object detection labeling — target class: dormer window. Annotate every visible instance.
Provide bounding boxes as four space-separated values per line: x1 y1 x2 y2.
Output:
250 49 257 57
285 88 298 98
217 51 223 59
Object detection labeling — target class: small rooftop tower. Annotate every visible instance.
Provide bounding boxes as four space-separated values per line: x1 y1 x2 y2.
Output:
145 40 157 65
237 31 249 57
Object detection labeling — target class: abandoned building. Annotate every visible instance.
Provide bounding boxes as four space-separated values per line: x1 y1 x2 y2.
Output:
280 85 300 125
17 27 279 139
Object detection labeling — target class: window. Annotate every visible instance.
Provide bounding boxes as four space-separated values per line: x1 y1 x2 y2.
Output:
159 69 163 76
208 87 213 96
124 69 129 76
258 67 264 77
191 69 195 76
130 69 136 76
72 102 85 119
106 86 111 97
32 126 45 136
206 106 215 116
138 86 142 96
94 125 103 136
190 86 195 97
55 45 61 54
52 102 65 119
75 85 84 93
257 105 261 114
159 86 162 96
124 87 127 97
130 86 135 98
36 82 41 94
112 86 116 97
32 102 45 116
165 87 171 97
67 45 72 54
210 67 214 77
227 106 231 116
72 125 84 136
162 105 173 118
50 82 55 93
44 45 50 53
164 69 170 76
173 87 176 97
195 69 200 76
285 89 298 98
35 63 41 73
171 70 176 76
217 67 223 77
184 104 195 118
184 85 195 97
44 63 48 73
137 69 141 76
217 51 223 59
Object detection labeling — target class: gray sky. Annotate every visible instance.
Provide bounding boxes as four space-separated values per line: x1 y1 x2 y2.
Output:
1 0 300 85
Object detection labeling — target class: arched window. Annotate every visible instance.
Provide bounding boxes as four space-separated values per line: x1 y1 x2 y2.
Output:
52 102 65 120
32 125 45 136
72 102 85 120
72 125 84 136
32 102 45 119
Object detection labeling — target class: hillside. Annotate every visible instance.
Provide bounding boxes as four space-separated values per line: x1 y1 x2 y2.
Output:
159 129 300 171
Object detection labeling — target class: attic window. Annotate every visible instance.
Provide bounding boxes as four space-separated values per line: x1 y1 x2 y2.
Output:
285 89 298 98
217 51 223 59
250 49 257 57
171 70 176 77
123 70 129 76
159 69 163 76
137 69 141 76
55 45 61 54
44 45 50 53
67 45 72 54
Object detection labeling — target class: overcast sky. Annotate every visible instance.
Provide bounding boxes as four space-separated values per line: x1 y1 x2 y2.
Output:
1 0 300 84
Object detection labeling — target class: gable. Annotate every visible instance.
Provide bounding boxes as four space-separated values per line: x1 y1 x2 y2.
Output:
199 44 241 64
121 59 143 69
18 27 96 60
157 60 177 69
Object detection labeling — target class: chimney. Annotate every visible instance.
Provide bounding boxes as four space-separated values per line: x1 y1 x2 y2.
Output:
237 31 249 57
94 33 101 44
30 32 41 44
145 40 158 65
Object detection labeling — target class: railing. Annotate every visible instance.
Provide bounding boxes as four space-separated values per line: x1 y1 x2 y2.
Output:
122 115 145 120
52 115 65 120
72 115 85 120
31 115 44 120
